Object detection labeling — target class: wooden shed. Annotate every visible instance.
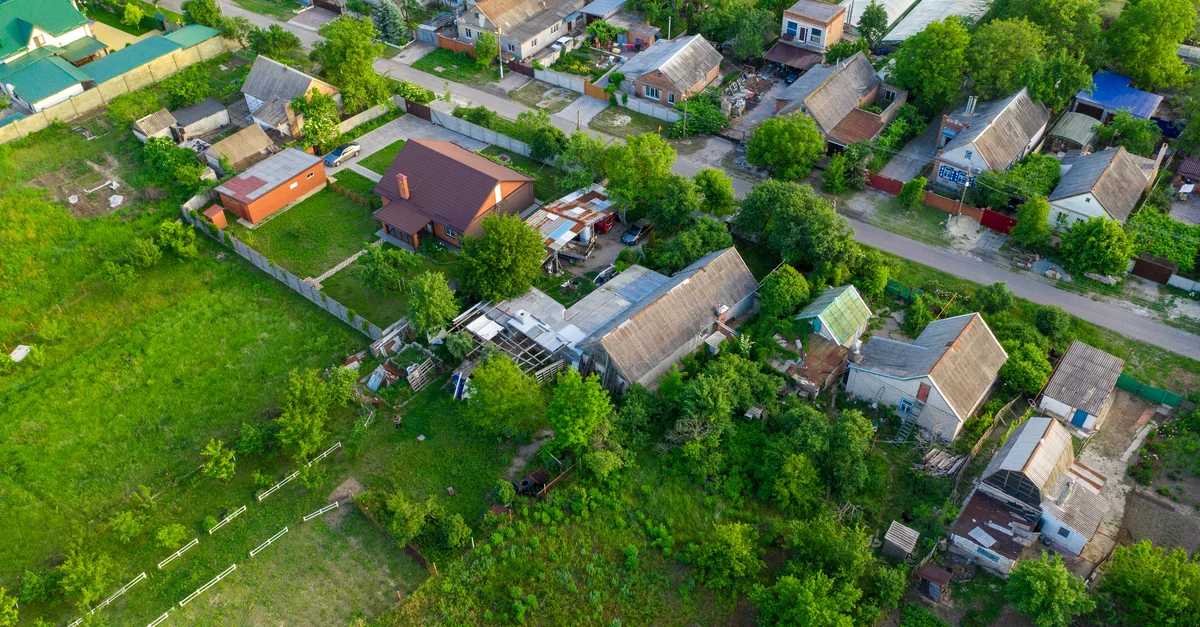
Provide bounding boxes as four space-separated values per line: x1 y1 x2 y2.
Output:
883 520 920 561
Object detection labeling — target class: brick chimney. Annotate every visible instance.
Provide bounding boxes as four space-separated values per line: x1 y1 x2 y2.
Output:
396 173 410 200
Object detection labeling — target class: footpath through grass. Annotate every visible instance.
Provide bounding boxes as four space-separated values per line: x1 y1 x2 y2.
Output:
228 187 381 279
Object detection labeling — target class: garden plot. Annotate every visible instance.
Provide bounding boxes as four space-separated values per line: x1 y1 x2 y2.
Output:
30 155 131 218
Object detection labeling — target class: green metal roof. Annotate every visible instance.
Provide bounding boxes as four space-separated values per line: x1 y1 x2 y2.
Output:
795 284 872 346
1 54 87 104
82 35 183 84
57 35 107 63
0 0 88 60
163 24 220 48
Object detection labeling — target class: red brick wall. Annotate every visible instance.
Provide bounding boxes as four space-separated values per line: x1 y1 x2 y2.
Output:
222 162 327 224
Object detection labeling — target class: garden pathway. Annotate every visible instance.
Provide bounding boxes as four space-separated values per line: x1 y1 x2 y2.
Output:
307 246 372 287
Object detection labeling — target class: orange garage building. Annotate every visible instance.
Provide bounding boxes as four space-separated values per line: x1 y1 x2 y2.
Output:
215 148 326 224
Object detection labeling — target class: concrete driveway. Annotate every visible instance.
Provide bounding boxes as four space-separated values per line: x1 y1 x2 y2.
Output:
325 115 490 180
556 96 609 130
878 118 940 181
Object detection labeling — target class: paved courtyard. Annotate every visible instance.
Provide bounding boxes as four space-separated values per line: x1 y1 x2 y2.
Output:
325 115 489 181
878 119 940 181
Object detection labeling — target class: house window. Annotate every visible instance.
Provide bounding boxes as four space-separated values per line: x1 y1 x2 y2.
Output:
551 22 560 33
645 85 661 99
884 89 896 102
508 43 516 52
785 20 798 37
532 38 538 46
899 398 914 414
965 150 973 161
809 27 823 44
306 172 315 179
444 226 458 239
289 182 299 189
466 28 473 38
667 92 675 104
1057 526 1071 539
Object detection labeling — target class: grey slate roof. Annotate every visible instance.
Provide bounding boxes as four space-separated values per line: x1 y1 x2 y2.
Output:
206 124 274 168
982 417 1074 493
855 313 1007 419
579 0 624 17
474 0 585 43
215 147 321 203
1042 341 1124 415
1042 468 1109 540
784 0 846 21
777 52 879 126
619 35 723 93
1049 147 1148 222
1048 111 1099 148
242 56 336 105
134 108 176 136
578 247 759 386
172 97 226 127
943 88 1049 171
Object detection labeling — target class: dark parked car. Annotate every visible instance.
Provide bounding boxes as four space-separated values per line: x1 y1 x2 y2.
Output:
784 71 800 85
621 219 653 245
324 142 361 167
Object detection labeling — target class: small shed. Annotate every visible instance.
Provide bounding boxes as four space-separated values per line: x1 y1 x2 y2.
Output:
171 97 229 141
882 520 920 561
1038 341 1125 432
1072 71 1163 122
133 108 176 143
917 564 952 602
795 284 872 348
202 205 227 229
1046 111 1098 153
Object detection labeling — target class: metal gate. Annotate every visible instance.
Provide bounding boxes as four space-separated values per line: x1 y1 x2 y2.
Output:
1131 254 1178 284
313 0 343 14
405 99 431 121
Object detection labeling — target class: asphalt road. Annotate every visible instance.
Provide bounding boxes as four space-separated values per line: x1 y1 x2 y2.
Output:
212 6 1200 361
849 219 1200 361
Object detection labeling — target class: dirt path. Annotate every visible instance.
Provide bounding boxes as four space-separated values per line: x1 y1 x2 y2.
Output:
504 428 554 481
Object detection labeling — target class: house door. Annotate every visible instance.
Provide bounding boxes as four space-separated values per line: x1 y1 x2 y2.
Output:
1071 409 1089 428
917 383 931 402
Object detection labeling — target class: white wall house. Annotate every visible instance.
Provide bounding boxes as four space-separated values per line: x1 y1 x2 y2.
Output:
845 313 1007 442
933 88 1049 189
1037 341 1125 432
1047 147 1156 228
0 0 95 66
458 0 585 60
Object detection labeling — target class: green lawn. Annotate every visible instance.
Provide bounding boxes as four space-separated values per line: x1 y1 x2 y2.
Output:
85 6 160 36
228 188 382 279
361 138 407 175
480 145 573 202
231 0 303 20
867 197 952 247
589 104 669 138
331 168 383 210
321 247 456 327
411 48 500 85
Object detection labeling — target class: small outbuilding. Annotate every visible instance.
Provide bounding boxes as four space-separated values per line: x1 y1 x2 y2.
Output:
1045 111 1099 153
170 97 229 141
1038 341 1125 432
795 284 872 348
1072 71 1163 122
882 520 920 561
949 491 1035 577
215 148 325 224
204 124 275 175
133 108 176 143
916 564 952 602
202 205 227 229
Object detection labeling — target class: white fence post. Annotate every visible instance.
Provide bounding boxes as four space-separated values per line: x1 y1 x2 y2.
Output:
179 564 237 607
249 527 289 558
303 501 340 522
208 505 247 534
157 537 200 568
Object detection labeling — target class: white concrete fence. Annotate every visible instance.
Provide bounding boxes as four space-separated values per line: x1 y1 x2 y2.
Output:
430 108 534 157
532 66 681 123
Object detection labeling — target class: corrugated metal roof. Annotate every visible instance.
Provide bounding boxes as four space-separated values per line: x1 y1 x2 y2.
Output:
57 35 108 63
163 24 220 48
0 54 88 104
1076 71 1163 120
215 148 321 203
619 35 723 94
242 56 336 106
982 417 1074 493
1042 341 1124 415
579 247 759 385
134 108 176 136
885 520 920 553
795 284 871 346
566 265 669 334
1049 148 1148 222
579 0 625 17
525 186 614 252
952 492 1029 560
1042 465 1108 540
83 35 183 84
172 97 226 127
476 0 585 43
1048 112 1099 148
943 88 1049 171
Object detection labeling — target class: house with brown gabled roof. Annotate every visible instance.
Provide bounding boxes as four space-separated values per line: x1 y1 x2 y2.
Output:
845 313 1008 442
933 88 1050 189
775 52 908 149
241 56 339 137
1048 147 1158 226
372 140 536 249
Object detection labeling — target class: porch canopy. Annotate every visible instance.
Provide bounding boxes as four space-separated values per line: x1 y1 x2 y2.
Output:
764 42 822 71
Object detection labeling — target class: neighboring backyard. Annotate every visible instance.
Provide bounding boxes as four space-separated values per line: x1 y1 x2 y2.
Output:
231 0 304 20
227 187 381 279
321 246 456 327
508 80 580 114
411 48 500 85
480 145 573 202
588 104 667 138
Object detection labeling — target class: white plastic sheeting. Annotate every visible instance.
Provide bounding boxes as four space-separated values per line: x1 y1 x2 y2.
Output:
883 0 992 42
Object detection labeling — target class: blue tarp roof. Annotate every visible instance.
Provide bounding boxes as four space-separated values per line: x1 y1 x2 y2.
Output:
1075 71 1163 119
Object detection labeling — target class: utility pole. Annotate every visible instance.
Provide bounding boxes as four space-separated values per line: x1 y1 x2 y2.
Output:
498 28 504 79
682 97 687 136
957 177 970 216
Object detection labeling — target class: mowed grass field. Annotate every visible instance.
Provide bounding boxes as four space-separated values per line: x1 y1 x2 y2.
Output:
1 122 523 627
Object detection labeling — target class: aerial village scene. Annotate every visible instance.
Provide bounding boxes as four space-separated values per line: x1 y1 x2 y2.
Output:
3 0 1200 625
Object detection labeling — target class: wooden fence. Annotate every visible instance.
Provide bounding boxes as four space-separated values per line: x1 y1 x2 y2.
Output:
436 33 475 56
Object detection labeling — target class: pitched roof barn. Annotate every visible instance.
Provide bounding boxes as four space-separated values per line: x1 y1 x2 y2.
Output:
855 313 1008 420
1049 147 1150 222
981 417 1074 511
578 247 759 386
1041 341 1125 416
943 88 1049 172
133 108 176 137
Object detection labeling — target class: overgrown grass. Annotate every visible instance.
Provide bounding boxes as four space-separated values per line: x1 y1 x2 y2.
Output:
231 0 304 20
412 48 500 85
321 247 454 327
589 105 668 138
361 138 407 175
480 145 572 202
341 107 405 144
733 236 779 280
227 187 381 278
868 197 952 247
85 6 160 36
508 80 580 114
332 168 381 201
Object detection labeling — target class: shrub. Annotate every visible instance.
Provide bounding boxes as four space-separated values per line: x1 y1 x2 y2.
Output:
101 261 135 292
394 79 435 104
109 510 142 543
156 524 189 550
108 90 163 125
127 238 162 269
898 176 927 210
666 96 729 138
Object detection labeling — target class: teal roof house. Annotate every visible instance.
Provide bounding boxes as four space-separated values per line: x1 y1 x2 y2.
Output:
795 284 872 348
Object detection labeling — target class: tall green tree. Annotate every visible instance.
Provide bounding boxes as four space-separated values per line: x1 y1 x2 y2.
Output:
0 587 16 627
123 2 144 27
465 351 544 434
1007 554 1094 627
747 115 824 180
764 184 857 274
650 174 703 234
697 523 763 593
59 543 113 610
546 369 612 453
371 0 407 45
1012 196 1052 247
968 18 1048 100
200 438 236 480
291 87 342 154
857 0 889 50
474 31 499 68
311 16 390 113
459 214 546 302
605 133 676 214
1060 216 1134 275
732 8 773 61
1098 540 1200 626
1022 49 1094 112
275 369 332 462
890 17 971 114
1001 0 1101 52
555 131 610 188
1094 111 1162 157
1105 0 1194 90
1000 342 1053 395
182 0 223 27
407 271 459 337
752 572 859 627
248 24 303 60
759 264 810 317
693 168 735 215
354 242 424 293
